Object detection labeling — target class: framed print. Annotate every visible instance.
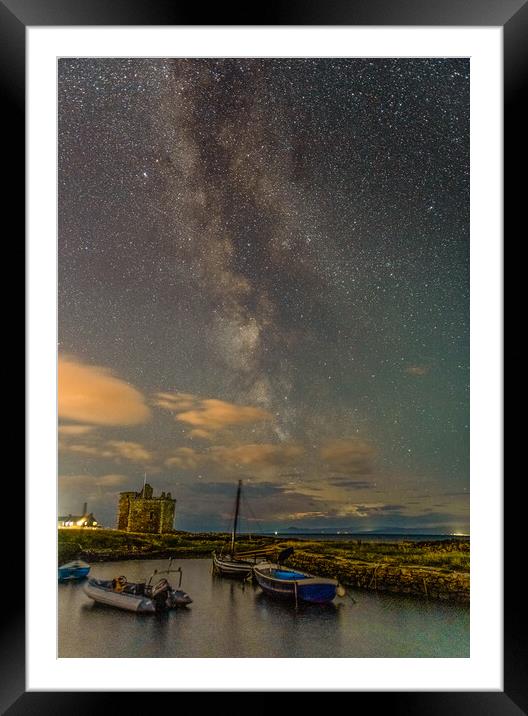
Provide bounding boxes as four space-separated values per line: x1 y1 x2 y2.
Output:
11 0 514 710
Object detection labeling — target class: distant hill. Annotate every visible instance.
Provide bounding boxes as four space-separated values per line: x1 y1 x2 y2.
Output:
281 526 465 536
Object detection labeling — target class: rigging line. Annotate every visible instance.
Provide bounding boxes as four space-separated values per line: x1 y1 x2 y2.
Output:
220 486 239 536
235 492 246 538
220 507 233 538
240 491 265 536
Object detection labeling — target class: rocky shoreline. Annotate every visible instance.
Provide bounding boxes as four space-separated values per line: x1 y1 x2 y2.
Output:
287 550 469 604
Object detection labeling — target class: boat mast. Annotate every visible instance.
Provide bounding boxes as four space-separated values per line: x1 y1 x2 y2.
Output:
230 480 242 555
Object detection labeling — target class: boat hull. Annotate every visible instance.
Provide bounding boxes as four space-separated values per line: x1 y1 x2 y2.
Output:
84 579 157 613
212 552 255 578
58 561 91 582
84 578 192 612
253 564 338 604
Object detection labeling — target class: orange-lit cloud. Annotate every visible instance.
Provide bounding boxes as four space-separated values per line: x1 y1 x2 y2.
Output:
177 399 272 430
154 392 273 432
58 424 96 436
60 437 153 463
188 429 214 440
152 392 197 411
107 441 153 462
320 438 375 475
63 443 115 458
59 356 151 426
165 442 303 472
211 443 303 467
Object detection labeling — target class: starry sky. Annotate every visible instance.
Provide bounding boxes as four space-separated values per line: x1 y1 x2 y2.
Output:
58 58 469 534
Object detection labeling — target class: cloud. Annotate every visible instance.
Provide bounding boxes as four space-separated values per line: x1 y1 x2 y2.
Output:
186 480 286 498
333 503 405 518
211 443 303 467
63 443 115 458
188 429 214 440
59 473 128 488
405 364 430 377
320 439 375 475
164 442 303 472
59 355 151 426
177 399 273 431
328 478 374 490
176 479 326 525
154 392 273 432
107 441 153 462
60 435 153 463
152 392 197 411
165 447 202 470
59 473 130 496
58 424 96 436
96 474 129 487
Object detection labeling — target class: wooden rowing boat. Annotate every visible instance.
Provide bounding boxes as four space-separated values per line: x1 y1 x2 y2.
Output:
253 561 340 604
212 480 270 578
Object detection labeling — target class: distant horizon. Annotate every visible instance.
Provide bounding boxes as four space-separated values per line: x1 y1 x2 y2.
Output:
64 522 469 537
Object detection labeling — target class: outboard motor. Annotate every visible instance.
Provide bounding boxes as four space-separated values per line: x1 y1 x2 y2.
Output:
167 590 193 607
151 578 170 611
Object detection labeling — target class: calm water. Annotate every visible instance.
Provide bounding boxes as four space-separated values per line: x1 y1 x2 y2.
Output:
58 558 469 658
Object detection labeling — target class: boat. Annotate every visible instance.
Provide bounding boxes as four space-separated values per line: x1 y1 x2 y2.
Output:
83 559 193 613
253 548 343 604
58 559 91 582
212 480 273 578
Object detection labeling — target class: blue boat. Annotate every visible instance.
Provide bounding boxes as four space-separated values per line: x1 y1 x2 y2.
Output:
58 559 91 582
253 561 341 604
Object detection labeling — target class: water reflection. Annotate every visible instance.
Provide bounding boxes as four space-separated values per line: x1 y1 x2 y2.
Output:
254 590 341 617
252 590 344 657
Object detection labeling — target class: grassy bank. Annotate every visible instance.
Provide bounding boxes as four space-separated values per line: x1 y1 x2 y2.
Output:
58 528 275 563
58 528 469 603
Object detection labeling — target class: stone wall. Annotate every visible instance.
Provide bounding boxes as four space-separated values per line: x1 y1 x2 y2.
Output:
288 551 469 603
128 498 163 533
117 485 176 533
160 500 175 533
117 492 135 531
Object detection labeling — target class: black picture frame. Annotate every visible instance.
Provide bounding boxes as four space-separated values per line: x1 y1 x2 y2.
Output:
10 0 513 711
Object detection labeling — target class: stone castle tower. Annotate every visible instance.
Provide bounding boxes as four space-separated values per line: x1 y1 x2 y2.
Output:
117 483 176 534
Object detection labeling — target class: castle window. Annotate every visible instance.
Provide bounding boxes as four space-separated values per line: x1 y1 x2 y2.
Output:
149 511 154 520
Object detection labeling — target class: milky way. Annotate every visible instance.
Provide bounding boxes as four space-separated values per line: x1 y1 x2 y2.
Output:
58 59 469 533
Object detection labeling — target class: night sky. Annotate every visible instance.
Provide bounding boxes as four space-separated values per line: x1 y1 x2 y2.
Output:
58 58 469 534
